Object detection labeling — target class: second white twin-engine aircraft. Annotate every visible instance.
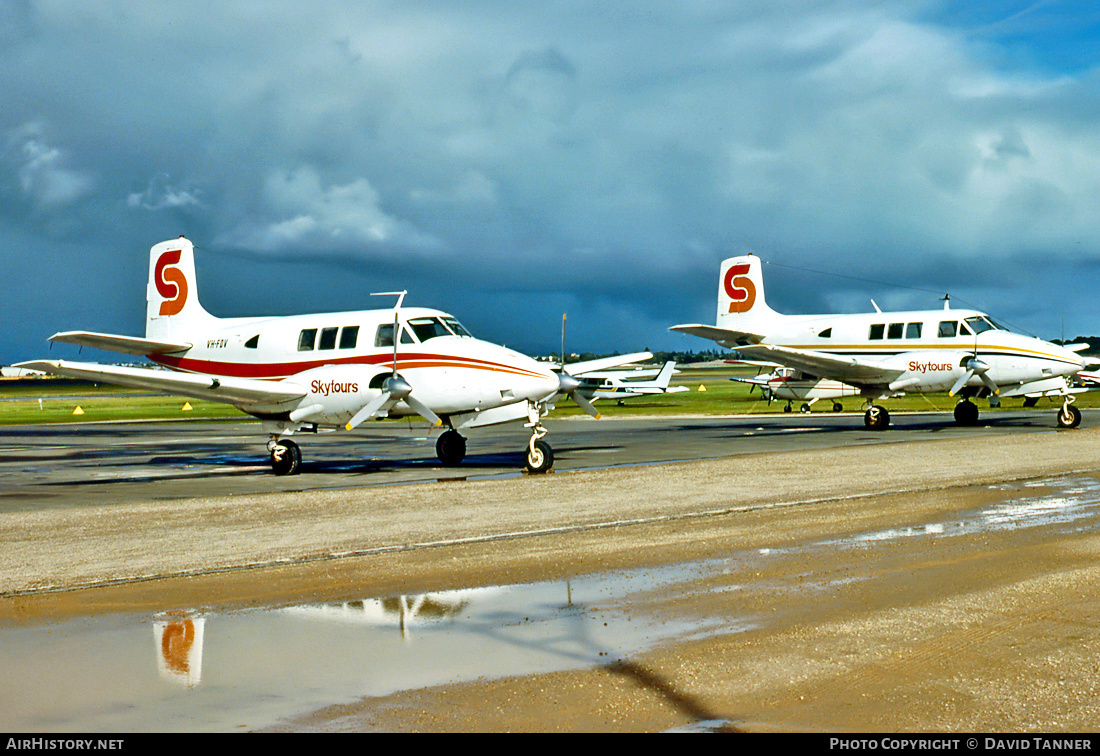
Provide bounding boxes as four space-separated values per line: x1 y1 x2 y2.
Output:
17 237 650 475
672 255 1085 430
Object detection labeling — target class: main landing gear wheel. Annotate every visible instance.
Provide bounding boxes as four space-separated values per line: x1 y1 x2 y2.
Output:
832 402 843 412
526 439 554 474
864 405 890 430
953 400 979 426
436 429 467 466
270 439 301 476
1058 403 1082 429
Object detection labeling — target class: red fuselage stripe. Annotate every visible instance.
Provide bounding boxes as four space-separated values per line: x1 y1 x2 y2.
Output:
150 351 550 381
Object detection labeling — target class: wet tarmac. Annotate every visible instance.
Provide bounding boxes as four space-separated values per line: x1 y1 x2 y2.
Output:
4 472 1098 732
0 409 1083 510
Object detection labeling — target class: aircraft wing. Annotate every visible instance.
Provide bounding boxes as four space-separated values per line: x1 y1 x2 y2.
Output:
13 359 305 405
734 344 905 387
564 351 653 376
49 330 192 356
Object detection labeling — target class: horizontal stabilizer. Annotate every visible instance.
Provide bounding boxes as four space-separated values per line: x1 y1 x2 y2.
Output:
49 331 192 356
669 323 763 347
13 360 305 406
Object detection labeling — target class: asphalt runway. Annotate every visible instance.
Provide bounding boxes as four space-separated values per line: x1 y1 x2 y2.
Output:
0 406 1089 510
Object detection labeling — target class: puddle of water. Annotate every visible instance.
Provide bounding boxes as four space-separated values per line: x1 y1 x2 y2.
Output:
0 568 722 732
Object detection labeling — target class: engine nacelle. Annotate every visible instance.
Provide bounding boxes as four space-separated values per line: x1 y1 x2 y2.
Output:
286 365 389 424
885 351 969 393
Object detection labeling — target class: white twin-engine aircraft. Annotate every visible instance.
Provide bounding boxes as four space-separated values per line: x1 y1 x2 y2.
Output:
672 255 1085 429
17 237 651 475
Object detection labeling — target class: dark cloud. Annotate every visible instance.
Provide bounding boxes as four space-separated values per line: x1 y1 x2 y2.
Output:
4 1 1100 363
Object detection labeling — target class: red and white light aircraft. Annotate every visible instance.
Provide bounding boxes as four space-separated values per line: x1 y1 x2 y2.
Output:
17 237 649 474
672 255 1085 429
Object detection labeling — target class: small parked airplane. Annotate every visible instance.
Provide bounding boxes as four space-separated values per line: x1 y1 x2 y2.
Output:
17 237 650 474
730 365 860 412
671 255 1085 429
578 361 688 404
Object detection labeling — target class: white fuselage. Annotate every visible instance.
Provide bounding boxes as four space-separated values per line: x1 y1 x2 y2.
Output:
150 306 559 425
754 308 1081 397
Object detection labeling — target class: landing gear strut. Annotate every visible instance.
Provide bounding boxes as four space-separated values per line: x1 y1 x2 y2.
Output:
524 401 555 474
269 437 301 476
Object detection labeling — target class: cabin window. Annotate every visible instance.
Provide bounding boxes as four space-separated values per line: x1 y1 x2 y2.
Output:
339 325 359 349
245 335 259 349
887 323 904 339
818 328 832 338
375 323 414 347
319 327 338 350
298 328 317 351
938 321 958 338
869 324 885 340
906 323 922 339
408 317 454 342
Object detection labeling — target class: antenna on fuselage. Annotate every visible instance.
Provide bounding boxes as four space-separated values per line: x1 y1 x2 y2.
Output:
942 294 951 311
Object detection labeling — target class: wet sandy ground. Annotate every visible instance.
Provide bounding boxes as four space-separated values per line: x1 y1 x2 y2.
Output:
5 426 1100 731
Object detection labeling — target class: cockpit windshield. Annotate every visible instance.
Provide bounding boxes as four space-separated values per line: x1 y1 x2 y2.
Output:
406 316 474 342
964 316 1006 335
443 317 473 338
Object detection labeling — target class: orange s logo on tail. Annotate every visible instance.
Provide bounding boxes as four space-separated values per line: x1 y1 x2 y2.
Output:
723 263 757 313
155 249 188 316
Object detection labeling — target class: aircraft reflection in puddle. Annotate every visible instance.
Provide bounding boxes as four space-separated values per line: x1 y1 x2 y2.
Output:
153 612 205 687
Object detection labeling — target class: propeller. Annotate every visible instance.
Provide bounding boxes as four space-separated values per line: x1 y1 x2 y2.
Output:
555 313 601 419
346 296 442 431
949 347 1000 398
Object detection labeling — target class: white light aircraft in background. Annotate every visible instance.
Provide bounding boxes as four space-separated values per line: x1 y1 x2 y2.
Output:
577 361 688 404
671 255 1085 429
729 364 861 413
17 237 650 475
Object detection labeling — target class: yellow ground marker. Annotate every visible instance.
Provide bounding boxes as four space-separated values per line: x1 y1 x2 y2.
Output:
72 406 84 415
181 402 193 411
698 384 707 392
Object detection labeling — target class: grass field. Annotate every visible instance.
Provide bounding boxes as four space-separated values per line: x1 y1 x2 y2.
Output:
1 367 1094 426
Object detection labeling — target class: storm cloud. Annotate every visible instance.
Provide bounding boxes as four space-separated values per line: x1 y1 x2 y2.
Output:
4 1 1100 361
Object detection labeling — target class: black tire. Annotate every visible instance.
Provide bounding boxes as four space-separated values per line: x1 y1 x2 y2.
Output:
800 403 811 413
436 430 467 466
271 439 301 476
863 405 890 430
1057 404 1082 429
953 400 979 426
525 439 553 474
832 402 843 412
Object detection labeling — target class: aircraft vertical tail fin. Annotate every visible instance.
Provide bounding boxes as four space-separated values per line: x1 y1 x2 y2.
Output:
654 361 676 388
716 254 782 334
146 236 216 341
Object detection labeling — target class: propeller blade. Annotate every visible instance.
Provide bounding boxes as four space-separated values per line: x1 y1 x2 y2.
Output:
949 371 974 397
571 389 601 419
404 394 443 427
979 372 1000 395
345 392 393 430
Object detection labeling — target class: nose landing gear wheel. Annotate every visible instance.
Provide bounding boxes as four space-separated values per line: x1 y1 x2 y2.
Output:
270 439 301 476
1058 403 1082 429
525 439 553 474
